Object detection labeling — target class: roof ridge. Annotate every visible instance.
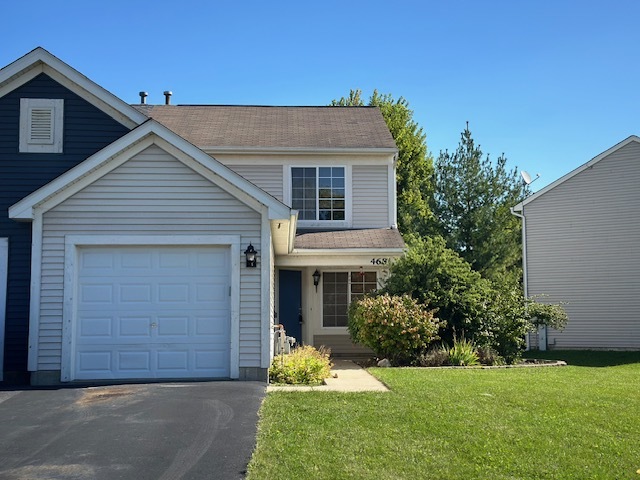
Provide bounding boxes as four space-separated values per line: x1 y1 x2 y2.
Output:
131 104 379 108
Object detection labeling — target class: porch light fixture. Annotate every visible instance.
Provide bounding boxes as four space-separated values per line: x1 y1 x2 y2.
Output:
312 269 321 292
244 243 257 268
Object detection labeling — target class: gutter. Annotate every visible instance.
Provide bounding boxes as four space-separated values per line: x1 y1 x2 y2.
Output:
511 205 546 351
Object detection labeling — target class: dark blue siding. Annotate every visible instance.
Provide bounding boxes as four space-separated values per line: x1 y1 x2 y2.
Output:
0 73 132 382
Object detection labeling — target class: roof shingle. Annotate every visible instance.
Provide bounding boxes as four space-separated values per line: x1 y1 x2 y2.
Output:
295 228 405 250
133 105 397 150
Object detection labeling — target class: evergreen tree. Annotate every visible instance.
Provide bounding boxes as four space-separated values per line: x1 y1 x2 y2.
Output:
433 123 526 283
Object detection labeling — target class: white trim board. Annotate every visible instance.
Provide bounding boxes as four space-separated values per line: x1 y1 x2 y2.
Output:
60 235 241 381
9 120 292 223
0 48 146 129
0 238 8 381
513 135 640 211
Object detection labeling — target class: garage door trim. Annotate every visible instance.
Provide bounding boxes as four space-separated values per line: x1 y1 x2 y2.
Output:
61 235 241 381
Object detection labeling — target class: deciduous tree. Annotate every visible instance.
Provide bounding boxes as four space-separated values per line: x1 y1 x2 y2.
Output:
331 89 434 235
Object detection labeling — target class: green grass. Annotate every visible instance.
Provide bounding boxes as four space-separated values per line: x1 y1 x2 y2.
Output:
248 351 640 479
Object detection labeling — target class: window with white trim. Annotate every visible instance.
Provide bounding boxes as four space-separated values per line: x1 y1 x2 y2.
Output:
291 167 345 221
19 98 64 153
322 271 377 327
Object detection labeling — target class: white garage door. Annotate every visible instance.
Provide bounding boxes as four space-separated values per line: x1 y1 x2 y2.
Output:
73 246 230 380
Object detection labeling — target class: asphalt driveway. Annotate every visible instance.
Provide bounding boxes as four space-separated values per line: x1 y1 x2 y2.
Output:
0 381 266 480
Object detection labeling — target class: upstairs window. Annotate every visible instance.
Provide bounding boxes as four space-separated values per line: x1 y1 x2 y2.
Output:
291 167 345 221
19 98 64 153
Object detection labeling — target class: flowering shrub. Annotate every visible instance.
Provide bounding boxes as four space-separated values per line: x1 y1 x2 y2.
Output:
348 293 442 364
269 345 332 385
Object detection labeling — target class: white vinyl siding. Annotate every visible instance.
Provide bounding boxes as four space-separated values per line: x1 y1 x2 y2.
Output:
352 165 389 228
38 145 262 370
218 154 395 229
227 164 284 202
525 141 640 349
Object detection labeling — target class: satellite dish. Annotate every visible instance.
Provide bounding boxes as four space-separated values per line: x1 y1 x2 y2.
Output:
520 171 540 185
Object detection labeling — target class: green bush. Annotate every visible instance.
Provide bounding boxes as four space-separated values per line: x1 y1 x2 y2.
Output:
381 234 494 346
476 345 504 366
382 234 569 364
348 293 442 364
448 337 480 366
269 346 332 385
417 345 450 367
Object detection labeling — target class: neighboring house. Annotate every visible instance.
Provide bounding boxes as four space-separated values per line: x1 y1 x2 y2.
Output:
0 48 403 385
512 136 640 350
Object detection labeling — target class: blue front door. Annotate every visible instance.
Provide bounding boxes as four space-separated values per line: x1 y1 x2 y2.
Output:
278 270 302 342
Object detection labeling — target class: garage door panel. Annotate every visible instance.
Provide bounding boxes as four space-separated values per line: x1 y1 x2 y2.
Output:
120 251 152 268
157 350 188 371
119 316 152 338
118 351 151 372
73 246 231 380
80 317 113 338
80 284 114 303
77 351 112 374
157 316 189 336
120 284 152 303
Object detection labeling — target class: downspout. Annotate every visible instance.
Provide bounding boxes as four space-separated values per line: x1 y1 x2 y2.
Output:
511 204 545 350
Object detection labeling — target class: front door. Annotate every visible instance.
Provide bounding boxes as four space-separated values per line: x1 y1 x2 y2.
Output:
278 270 302 342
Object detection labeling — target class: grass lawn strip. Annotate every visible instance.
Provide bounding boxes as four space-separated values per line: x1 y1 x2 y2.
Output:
247 351 640 479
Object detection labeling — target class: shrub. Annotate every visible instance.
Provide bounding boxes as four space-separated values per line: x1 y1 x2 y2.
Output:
448 337 480 366
269 346 332 385
381 234 494 346
476 346 504 366
417 345 450 367
348 293 442 364
382 234 569 364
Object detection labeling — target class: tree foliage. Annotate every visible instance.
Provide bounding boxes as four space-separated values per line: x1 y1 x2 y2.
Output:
381 234 568 363
433 124 526 282
331 89 434 236
381 233 493 345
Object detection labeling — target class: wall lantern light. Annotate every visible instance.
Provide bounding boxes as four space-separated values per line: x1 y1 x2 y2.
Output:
312 269 321 292
244 243 257 268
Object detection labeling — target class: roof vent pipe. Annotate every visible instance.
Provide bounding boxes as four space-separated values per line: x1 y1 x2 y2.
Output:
163 90 172 105
139 91 148 104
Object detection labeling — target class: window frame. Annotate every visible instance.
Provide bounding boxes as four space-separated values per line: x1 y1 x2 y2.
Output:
285 165 351 227
19 98 64 153
321 270 378 329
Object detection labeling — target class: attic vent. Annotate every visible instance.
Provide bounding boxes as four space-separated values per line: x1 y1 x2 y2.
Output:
19 98 64 153
29 108 54 143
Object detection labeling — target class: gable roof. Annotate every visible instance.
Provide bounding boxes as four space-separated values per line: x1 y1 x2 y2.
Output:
134 105 398 152
513 135 640 211
0 47 147 129
9 119 292 222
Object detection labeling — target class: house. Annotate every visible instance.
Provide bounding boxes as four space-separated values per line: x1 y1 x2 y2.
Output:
0 48 403 384
512 136 640 350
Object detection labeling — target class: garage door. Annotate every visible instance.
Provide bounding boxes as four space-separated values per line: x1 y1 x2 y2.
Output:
73 246 230 380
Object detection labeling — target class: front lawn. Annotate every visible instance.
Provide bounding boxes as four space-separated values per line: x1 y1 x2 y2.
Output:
247 351 640 479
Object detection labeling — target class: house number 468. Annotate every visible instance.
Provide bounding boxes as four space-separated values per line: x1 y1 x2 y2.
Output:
370 258 390 265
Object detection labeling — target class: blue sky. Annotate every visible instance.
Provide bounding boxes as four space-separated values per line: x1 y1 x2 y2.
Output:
2 0 638 190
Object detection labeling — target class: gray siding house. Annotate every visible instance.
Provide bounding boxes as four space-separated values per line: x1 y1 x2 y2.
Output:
513 136 640 350
0 48 403 384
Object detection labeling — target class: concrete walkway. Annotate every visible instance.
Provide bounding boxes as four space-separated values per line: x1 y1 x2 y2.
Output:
267 359 388 392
